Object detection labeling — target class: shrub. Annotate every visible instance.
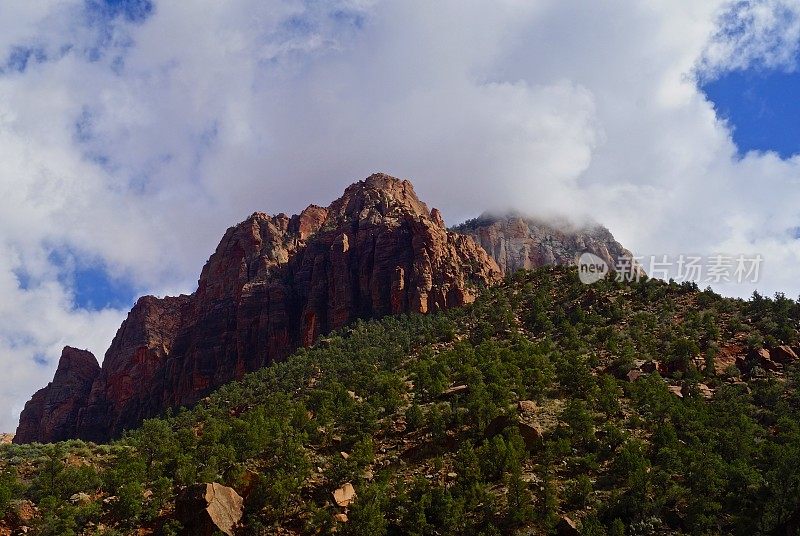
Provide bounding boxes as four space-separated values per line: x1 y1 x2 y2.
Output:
344 484 388 536
565 474 593 508
405 403 424 431
112 481 144 525
0 470 16 515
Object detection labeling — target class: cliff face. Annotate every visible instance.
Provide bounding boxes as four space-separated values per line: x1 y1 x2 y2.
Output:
15 174 502 443
453 213 635 276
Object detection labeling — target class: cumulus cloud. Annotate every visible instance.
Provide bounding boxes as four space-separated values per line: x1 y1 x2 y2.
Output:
2 0 800 431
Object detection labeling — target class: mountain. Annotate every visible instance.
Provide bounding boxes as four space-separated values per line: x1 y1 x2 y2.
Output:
453 213 635 275
14 174 502 443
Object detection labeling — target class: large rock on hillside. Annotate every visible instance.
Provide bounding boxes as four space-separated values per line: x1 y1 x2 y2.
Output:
176 483 243 536
453 213 635 276
15 174 502 443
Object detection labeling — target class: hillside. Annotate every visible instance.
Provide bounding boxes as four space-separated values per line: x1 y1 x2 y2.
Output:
2 267 800 535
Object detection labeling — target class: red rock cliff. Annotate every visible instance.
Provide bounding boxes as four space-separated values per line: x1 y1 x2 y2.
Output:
15 174 501 443
14 347 101 443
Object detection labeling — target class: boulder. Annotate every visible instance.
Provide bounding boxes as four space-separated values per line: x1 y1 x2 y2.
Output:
333 483 356 508
680 383 714 399
439 384 469 399
517 422 544 450
626 370 643 382
176 483 243 536
713 344 743 376
517 400 537 414
485 415 543 450
640 360 660 373
556 515 580 536
697 383 714 400
69 492 92 505
771 345 799 364
754 348 782 372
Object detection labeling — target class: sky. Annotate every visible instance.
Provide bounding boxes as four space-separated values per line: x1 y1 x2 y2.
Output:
2 0 800 432
702 70 800 159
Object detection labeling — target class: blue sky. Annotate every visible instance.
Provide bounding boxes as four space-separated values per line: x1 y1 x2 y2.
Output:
702 68 800 158
63 262 138 311
88 0 153 23
15 254 137 312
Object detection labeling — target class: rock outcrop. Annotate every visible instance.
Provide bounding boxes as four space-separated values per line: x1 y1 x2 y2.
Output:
453 213 635 276
15 174 501 443
14 347 100 443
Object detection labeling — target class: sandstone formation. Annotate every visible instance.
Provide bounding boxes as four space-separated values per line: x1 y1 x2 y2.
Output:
743 345 800 374
14 347 100 443
15 174 501 443
453 213 635 276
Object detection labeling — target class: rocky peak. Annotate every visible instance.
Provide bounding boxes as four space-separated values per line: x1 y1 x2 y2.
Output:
327 173 433 224
196 212 297 302
289 205 329 240
453 212 636 276
16 174 501 443
14 347 101 444
196 175 432 300
53 347 100 384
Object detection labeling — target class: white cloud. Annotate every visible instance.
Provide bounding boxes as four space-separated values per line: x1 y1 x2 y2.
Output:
700 0 800 78
0 247 124 431
2 0 800 431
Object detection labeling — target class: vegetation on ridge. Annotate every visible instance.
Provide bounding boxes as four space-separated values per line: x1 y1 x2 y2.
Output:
3 267 800 535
